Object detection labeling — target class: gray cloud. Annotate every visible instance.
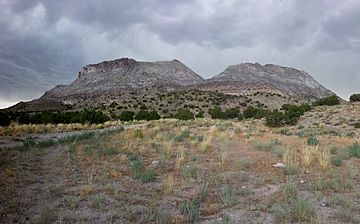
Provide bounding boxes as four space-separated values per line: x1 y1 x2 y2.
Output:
0 0 359 107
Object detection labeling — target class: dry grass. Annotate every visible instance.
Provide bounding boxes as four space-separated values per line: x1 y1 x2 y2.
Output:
302 145 316 167
200 125 216 152
162 175 175 195
175 147 186 170
1 118 359 223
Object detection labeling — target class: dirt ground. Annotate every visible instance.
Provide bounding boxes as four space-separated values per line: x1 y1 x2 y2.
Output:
0 118 359 223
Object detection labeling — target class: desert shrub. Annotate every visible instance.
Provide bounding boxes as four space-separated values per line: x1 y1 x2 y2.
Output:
266 104 311 127
134 110 160 121
243 106 269 119
349 93 360 102
134 110 148 120
109 101 118 108
147 110 161 120
17 113 30 124
195 110 204 118
208 107 225 119
174 109 194 120
313 95 340 106
266 110 285 127
0 112 11 126
307 136 319 146
347 142 360 158
354 123 360 129
118 110 135 121
27 110 109 125
224 107 240 119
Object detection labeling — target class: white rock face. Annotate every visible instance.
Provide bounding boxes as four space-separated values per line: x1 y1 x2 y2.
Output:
208 63 334 99
36 59 335 107
43 58 204 99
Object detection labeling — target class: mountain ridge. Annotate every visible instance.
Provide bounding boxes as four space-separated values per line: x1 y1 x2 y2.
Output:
5 58 336 112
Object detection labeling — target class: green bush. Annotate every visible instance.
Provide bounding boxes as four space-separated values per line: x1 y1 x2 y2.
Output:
307 136 319 146
195 110 204 118
118 111 135 121
243 106 269 119
347 142 360 158
224 108 240 119
313 95 340 106
174 109 194 120
265 104 311 127
26 110 109 125
134 110 161 121
266 110 285 127
0 112 11 126
349 93 360 102
208 107 225 119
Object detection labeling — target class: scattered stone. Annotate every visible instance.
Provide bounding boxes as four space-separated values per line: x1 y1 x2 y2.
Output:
151 160 159 165
273 162 286 168
300 180 305 184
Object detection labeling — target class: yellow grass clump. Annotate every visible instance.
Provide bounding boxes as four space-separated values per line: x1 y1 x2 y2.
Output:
200 125 216 152
302 145 318 167
162 174 175 195
316 146 331 170
175 147 186 170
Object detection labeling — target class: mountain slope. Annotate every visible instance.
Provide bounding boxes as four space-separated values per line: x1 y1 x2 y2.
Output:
42 58 204 101
202 63 334 100
5 59 337 112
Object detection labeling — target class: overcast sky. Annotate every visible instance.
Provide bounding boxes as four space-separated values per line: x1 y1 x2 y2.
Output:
1 0 359 108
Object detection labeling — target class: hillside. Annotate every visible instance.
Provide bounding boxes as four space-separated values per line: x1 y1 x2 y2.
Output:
5 59 336 112
200 63 334 100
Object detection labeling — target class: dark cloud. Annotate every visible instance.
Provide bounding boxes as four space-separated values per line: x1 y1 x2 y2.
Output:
0 0 359 107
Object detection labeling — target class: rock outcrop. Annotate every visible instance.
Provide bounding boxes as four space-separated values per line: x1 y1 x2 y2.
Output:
202 63 334 100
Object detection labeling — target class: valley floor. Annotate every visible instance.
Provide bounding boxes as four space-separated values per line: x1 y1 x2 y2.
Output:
0 118 360 223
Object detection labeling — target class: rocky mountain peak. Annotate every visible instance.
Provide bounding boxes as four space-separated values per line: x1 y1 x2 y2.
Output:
207 62 334 99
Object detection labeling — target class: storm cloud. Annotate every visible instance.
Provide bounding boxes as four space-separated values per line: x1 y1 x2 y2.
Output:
0 0 359 108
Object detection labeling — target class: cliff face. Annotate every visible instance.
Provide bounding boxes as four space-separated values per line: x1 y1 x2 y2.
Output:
42 58 204 100
204 63 334 100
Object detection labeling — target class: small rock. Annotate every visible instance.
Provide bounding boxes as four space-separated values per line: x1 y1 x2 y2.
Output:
300 180 305 184
273 162 286 168
320 202 327 207
151 160 159 165
241 186 246 189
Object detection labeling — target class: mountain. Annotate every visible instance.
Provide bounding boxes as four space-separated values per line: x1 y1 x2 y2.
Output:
5 59 336 112
42 58 204 101
198 62 334 100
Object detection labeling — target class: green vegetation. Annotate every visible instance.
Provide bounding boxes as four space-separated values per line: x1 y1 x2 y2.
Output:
118 110 135 121
180 200 199 222
134 110 161 121
9 110 109 125
313 95 340 106
174 109 194 120
0 111 11 126
349 93 360 102
266 104 311 127
208 107 241 120
346 142 360 158
243 106 269 119
219 185 236 206
307 136 319 146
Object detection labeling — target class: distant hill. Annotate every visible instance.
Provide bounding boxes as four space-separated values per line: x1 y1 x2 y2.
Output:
5 58 335 112
193 62 334 101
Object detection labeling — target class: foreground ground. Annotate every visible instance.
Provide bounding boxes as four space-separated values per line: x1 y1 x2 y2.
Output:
0 112 360 223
